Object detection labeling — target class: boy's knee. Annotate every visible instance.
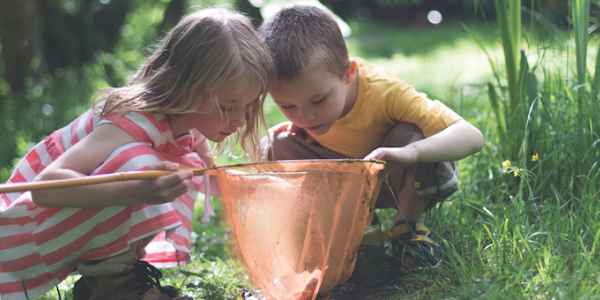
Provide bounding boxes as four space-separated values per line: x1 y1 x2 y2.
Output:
383 123 425 148
261 131 306 161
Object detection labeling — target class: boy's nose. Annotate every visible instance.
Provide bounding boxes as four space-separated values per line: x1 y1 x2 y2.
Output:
301 107 316 122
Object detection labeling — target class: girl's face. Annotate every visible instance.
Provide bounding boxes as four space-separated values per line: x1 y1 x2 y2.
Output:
172 86 260 142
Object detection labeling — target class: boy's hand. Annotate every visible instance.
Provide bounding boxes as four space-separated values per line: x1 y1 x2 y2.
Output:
137 161 194 204
269 121 315 144
364 146 418 175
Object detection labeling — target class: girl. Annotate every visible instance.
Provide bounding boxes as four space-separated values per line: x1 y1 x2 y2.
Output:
0 7 274 300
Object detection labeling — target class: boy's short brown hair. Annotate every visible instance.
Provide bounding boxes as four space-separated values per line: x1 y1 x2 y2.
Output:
259 5 349 80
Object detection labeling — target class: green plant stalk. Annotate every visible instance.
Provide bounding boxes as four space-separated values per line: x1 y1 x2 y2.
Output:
487 82 509 156
510 0 522 66
21 280 30 300
572 0 590 110
494 0 521 159
592 41 600 96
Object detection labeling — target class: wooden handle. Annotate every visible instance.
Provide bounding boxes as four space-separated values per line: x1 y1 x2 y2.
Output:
0 168 217 193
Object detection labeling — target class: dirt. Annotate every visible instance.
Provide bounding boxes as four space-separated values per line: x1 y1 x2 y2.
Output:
329 265 408 300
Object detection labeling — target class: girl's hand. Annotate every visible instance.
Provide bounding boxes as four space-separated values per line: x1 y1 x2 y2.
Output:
135 162 194 204
364 146 418 175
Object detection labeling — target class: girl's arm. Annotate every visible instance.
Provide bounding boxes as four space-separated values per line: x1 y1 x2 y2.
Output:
364 120 483 174
192 133 221 195
32 123 193 207
193 135 215 167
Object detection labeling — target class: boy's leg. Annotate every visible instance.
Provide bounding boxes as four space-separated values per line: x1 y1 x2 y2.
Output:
377 122 458 270
262 131 344 161
376 122 459 222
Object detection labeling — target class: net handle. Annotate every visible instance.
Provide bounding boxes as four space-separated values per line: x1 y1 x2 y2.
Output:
0 168 218 193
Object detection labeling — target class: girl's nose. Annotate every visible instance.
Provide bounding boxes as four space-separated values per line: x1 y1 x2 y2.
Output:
228 106 248 128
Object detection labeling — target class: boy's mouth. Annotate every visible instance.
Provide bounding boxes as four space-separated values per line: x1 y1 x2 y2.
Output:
305 125 322 131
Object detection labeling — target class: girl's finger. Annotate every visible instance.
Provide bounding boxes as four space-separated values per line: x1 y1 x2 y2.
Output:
161 178 192 202
157 171 193 187
148 161 180 171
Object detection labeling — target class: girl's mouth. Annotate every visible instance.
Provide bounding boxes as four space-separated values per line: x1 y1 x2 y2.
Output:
306 125 322 131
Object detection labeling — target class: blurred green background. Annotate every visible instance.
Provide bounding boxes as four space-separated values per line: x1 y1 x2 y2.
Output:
4 1 600 299
0 0 572 179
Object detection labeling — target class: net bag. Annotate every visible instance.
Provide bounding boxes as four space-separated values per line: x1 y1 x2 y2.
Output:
214 159 385 300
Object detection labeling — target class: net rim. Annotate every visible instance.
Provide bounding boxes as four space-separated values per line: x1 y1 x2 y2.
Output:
211 158 386 171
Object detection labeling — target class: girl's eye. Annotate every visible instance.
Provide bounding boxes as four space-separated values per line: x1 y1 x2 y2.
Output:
280 104 295 110
219 106 232 112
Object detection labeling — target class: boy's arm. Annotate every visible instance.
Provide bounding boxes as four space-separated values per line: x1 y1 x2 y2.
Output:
32 123 193 207
364 120 483 174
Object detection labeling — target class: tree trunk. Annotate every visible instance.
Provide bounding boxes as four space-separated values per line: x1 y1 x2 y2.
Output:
35 0 85 71
159 0 187 35
0 0 43 91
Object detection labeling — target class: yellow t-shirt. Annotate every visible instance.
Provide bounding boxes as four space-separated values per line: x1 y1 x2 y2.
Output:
308 58 463 158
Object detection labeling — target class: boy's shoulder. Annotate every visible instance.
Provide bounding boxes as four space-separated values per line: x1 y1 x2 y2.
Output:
353 57 413 95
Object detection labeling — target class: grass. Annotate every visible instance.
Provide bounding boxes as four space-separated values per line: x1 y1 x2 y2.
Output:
21 11 600 300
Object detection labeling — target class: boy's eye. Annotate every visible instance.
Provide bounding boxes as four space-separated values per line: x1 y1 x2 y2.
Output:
313 97 326 104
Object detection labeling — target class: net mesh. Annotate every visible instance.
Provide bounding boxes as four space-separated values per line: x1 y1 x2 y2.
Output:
214 159 385 300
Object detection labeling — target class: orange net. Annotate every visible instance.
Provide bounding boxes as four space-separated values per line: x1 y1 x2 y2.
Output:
213 159 385 300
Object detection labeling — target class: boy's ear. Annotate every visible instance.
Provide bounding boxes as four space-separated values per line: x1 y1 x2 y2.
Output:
344 60 357 84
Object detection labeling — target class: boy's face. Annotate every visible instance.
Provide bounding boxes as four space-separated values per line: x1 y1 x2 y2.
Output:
271 68 354 136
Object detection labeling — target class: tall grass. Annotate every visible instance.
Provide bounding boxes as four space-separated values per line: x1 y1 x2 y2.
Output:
466 0 599 198
412 0 600 299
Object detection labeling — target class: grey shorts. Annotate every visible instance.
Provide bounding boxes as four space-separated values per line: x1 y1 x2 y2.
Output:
260 123 459 211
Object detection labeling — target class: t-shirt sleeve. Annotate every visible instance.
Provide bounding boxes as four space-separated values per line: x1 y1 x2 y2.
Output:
386 80 463 138
98 112 165 148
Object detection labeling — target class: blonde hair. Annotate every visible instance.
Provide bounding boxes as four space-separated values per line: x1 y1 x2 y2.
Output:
259 5 348 80
94 8 275 160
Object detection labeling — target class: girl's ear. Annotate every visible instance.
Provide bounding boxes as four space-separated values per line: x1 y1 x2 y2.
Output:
344 60 357 84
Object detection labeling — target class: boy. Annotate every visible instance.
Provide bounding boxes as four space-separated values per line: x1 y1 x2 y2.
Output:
259 5 483 270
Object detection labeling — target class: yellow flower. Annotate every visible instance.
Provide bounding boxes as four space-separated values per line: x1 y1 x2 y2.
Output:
514 169 520 177
414 182 421 188
502 160 511 169
532 153 539 162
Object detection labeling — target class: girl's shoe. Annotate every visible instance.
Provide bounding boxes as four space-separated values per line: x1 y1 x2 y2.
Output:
72 252 192 300
383 221 442 270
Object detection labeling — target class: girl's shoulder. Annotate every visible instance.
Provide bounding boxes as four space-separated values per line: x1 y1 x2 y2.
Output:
99 111 171 150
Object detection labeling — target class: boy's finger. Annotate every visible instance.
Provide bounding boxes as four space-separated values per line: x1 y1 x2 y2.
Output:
269 121 293 134
290 124 305 134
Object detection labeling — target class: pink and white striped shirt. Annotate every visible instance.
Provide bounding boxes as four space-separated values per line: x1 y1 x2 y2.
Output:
0 109 210 300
